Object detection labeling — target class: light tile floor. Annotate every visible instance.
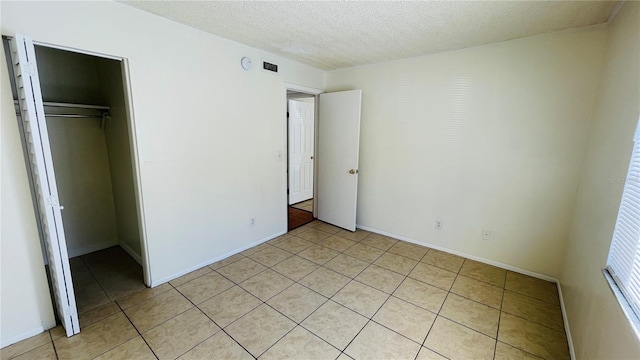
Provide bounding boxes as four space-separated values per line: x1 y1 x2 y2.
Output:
1 221 570 360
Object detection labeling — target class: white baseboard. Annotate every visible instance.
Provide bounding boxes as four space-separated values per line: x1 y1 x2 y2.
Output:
356 224 558 282
556 283 576 360
357 224 575 359
0 326 46 349
67 239 118 258
118 240 142 265
150 230 287 287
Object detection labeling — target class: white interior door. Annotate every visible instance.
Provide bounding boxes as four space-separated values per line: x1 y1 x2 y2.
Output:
288 99 315 205
317 90 362 231
9 34 80 337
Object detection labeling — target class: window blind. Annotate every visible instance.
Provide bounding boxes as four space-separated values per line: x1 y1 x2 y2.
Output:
606 116 640 318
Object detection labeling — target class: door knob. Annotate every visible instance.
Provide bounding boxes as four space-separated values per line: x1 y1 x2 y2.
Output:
349 169 358 174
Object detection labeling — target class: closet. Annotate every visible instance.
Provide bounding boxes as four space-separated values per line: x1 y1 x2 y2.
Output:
5 38 145 335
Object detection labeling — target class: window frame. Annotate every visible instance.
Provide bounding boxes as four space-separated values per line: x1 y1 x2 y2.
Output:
604 114 640 339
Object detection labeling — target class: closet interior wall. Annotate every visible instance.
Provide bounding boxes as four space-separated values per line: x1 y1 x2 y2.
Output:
26 45 141 262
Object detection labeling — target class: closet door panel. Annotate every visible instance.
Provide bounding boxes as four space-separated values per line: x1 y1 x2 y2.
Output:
9 33 80 337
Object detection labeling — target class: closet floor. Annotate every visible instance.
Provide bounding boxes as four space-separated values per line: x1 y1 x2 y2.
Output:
3 222 570 360
71 246 145 314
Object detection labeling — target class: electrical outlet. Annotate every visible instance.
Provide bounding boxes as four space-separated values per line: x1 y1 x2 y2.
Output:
251 218 256 226
482 229 491 240
435 220 443 230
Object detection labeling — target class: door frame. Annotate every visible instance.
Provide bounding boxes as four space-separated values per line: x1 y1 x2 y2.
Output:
283 83 322 229
10 37 152 287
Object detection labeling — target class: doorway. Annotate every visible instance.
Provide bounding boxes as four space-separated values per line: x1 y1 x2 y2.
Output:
4 35 148 336
284 84 363 233
286 87 319 231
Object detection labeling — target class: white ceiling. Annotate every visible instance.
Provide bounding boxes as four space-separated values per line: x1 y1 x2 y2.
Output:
121 1 618 71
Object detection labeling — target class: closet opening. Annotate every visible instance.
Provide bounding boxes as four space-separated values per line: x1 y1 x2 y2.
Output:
4 37 148 334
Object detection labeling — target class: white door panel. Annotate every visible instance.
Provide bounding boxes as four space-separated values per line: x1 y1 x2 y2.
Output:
317 90 362 231
9 34 80 336
288 100 314 204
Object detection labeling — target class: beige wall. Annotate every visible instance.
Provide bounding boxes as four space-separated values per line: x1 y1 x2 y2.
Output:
1 0 324 346
0 45 56 347
45 114 119 257
561 2 640 358
97 58 142 261
326 27 607 277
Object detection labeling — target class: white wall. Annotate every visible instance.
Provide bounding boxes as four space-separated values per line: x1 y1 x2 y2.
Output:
46 113 119 257
1 0 324 346
0 45 56 347
326 27 607 277
561 2 640 358
97 58 142 261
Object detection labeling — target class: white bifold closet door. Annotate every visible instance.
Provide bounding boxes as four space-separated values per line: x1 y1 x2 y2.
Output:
9 33 80 337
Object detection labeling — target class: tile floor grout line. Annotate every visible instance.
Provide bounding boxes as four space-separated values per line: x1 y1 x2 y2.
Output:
82 252 145 302
267 253 321 281
503 288 563 306
502 287 564 307
49 333 61 360
205 322 257 359
433 262 504 352
452 272 506 290
171 331 221 360
435 304 502 341
338 318 372 354
292 245 397 354
76 256 114 313
494 288 505 360
105 301 160 360
178 286 258 359
257 322 331 358
367 315 431 349
207 271 301 334
344 245 432 359
419 260 460 358
495 340 545 359
498 309 567 333
130 302 195 340
293 271 346 299
338 275 431 360
247 246 296 269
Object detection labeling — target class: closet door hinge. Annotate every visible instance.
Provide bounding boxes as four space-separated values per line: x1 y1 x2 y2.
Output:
45 195 64 210
21 61 37 77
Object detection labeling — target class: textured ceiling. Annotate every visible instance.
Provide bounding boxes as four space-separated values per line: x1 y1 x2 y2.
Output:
120 1 618 70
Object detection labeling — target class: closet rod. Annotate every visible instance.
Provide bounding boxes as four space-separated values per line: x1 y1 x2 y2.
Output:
44 114 106 119
13 100 110 110
14 111 108 119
